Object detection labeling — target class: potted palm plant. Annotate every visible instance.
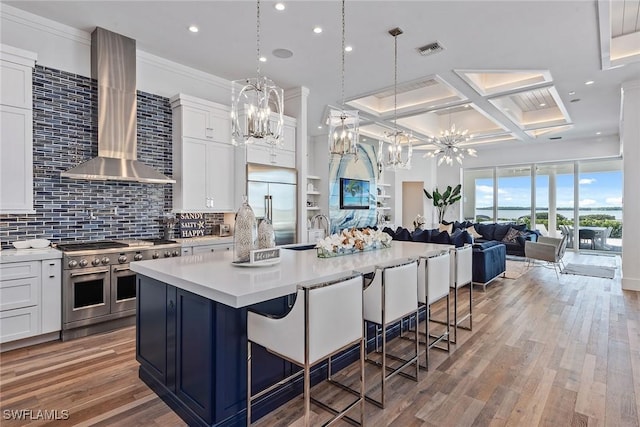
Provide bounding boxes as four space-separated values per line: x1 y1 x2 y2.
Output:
423 184 462 224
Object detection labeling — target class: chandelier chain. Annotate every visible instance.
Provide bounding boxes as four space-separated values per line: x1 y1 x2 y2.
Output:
393 32 398 129
341 0 345 110
256 0 261 78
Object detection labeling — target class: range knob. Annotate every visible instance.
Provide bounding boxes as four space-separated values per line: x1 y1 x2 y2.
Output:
79 259 88 267
152 252 160 259
134 254 143 261
164 251 171 258
172 250 180 257
68 260 78 268
92 258 101 266
101 257 110 265
118 255 128 264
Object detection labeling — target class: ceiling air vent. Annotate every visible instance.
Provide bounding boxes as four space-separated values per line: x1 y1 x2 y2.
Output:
549 136 562 140
417 41 444 56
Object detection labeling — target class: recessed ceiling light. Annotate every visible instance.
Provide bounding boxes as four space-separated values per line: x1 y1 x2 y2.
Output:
568 91 576 95
596 131 602 135
318 125 323 129
188 25 199 33
585 80 595 85
464 104 470 108
272 48 293 59
259 56 267 62
345 45 353 52
274 2 285 11
539 103 546 107
362 138 367 141
313 26 323 34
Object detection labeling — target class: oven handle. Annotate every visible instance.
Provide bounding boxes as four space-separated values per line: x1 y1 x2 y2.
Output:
113 267 132 273
70 269 110 277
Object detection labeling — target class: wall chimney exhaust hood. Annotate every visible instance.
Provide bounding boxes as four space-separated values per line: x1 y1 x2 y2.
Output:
61 27 175 184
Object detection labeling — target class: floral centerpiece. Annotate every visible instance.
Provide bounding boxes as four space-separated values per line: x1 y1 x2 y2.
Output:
315 228 393 258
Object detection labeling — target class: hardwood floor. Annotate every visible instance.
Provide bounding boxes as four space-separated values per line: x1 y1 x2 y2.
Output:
1 252 638 426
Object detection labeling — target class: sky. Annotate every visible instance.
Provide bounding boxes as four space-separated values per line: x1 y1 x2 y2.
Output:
475 170 623 209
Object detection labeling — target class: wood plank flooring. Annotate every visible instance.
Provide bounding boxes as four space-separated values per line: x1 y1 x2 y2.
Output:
1 252 638 426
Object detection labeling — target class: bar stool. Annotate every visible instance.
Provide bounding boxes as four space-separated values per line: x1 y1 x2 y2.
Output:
246 273 365 426
449 244 473 344
417 251 451 370
363 258 419 408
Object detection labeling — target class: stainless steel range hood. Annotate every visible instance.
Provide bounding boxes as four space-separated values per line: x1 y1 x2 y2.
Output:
61 27 175 184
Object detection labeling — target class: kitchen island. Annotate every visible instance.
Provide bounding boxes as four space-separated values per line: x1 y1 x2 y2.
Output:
131 241 451 426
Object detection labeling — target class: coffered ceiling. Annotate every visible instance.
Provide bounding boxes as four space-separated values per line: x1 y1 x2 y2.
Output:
3 0 640 154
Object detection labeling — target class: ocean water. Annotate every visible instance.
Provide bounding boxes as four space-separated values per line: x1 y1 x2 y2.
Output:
474 209 623 221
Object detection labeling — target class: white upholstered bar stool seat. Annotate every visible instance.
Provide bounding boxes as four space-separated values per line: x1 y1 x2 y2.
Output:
362 258 419 408
417 251 451 370
246 273 365 427
449 244 473 343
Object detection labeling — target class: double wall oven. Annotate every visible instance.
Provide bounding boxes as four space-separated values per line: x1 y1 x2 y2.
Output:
58 239 181 340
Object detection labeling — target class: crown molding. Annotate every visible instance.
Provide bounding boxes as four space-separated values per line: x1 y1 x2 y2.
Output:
0 4 90 45
136 50 230 93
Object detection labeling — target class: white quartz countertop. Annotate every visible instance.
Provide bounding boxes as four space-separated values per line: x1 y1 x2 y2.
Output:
0 247 63 263
130 241 451 308
176 236 234 247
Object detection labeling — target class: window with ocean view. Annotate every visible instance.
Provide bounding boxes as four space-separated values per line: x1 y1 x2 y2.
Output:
463 160 622 253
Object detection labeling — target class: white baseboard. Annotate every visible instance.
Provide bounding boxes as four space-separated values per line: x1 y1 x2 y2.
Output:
622 277 640 291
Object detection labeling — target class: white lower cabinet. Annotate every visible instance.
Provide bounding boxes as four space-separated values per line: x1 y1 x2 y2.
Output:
41 259 62 334
192 243 234 254
0 257 62 345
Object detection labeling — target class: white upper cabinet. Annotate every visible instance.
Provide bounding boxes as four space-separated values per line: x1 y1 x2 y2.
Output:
0 45 37 214
245 115 296 168
171 94 235 213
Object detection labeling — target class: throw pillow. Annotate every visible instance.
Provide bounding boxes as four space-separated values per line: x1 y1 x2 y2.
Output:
466 225 483 239
502 227 522 243
394 227 411 241
451 229 473 247
438 222 453 234
431 230 451 244
494 223 513 241
411 228 432 243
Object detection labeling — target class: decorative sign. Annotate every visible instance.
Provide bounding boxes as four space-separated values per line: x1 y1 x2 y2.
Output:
180 213 206 238
250 248 280 264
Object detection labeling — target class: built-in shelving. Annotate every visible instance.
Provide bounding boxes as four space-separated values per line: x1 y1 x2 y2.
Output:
376 182 392 224
306 175 321 214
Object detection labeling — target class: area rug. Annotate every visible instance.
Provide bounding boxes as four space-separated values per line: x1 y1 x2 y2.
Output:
561 263 616 279
504 259 529 279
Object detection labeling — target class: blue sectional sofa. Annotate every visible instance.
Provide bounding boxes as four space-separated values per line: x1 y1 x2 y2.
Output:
381 223 518 291
472 241 506 290
470 222 538 257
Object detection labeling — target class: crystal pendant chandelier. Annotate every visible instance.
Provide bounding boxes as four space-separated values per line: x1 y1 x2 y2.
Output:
425 114 477 166
328 0 359 158
231 0 284 147
379 27 412 170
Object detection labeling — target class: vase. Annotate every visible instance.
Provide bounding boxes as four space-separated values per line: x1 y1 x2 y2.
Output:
233 196 258 263
258 217 276 249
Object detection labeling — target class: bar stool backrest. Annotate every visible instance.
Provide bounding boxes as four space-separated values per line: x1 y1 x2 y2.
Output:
418 252 451 305
363 260 418 325
307 275 363 365
450 244 472 289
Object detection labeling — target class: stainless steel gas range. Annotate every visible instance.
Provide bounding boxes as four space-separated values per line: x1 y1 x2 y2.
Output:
57 239 181 340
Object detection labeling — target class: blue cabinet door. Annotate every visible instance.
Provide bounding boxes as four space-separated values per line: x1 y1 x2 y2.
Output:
136 277 169 383
176 288 215 424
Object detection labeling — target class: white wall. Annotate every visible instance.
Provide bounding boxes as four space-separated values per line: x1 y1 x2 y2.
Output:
1 5 231 105
621 80 640 291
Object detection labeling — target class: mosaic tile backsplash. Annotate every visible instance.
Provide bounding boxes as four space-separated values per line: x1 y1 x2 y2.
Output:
0 65 223 249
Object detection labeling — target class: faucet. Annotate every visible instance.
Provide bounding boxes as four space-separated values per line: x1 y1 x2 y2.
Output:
311 214 330 237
